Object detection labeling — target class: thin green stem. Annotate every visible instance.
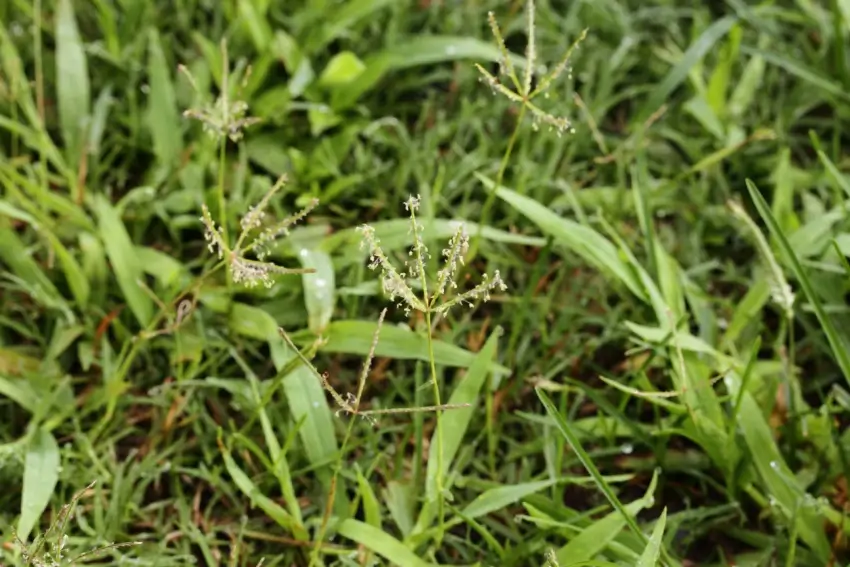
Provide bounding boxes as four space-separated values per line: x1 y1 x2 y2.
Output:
409 203 446 534
217 140 228 245
468 104 527 263
424 309 445 531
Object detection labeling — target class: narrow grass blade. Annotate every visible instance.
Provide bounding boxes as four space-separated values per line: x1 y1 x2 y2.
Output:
426 327 502 500
55 0 91 164
336 519 435 567
227 303 339 471
817 150 850 199
742 47 850 102
746 180 850 386
221 445 308 540
485 176 648 303
93 195 153 327
737 393 831 560
18 427 60 542
461 479 556 519
638 16 738 123
536 389 651 547
0 225 66 312
636 508 667 567
147 29 182 165
356 467 381 528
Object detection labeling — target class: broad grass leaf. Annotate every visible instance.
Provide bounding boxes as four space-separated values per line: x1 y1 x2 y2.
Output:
0 374 38 413
18 428 60 542
316 320 510 374
426 327 502 500
221 447 308 539
334 35 530 108
336 519 435 567
55 0 91 164
298 248 335 333
94 195 153 327
147 29 182 165
555 498 649 564
461 480 556 519
485 176 648 303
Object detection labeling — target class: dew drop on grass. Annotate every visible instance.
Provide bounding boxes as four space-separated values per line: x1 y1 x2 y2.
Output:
299 249 309 258
620 442 634 455
312 401 320 408
769 460 780 470
314 278 326 288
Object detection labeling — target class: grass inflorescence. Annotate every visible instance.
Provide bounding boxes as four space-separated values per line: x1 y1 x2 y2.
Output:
1 0 850 565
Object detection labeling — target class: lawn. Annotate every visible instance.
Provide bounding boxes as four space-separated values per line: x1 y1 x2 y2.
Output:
1 0 850 566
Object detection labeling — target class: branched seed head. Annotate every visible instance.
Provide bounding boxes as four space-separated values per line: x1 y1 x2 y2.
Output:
435 223 468 296
201 204 227 259
358 224 426 315
436 269 507 314
476 0 586 137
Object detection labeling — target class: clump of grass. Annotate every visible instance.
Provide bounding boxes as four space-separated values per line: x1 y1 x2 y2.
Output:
279 309 470 566
13 482 140 566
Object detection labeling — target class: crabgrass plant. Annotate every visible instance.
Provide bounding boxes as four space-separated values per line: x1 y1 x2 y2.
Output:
469 0 587 261
358 195 507 536
12 482 140 566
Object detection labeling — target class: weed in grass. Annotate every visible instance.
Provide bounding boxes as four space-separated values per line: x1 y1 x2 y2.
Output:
471 0 587 261
13 482 140 566
199 174 318 288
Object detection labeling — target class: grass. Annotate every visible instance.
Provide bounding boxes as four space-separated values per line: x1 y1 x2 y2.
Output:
1 0 850 565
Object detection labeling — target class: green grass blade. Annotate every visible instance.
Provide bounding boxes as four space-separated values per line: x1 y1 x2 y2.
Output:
298 248 336 333
817 150 850 199
536 389 652 547
221 445 308 540
485 176 648 303
55 0 91 165
461 480 556 520
636 508 667 567
336 519 435 567
737 393 831 560
425 327 502 501
146 29 182 165
638 16 738 123
555 497 649 564
746 179 850 386
93 195 153 327
18 427 60 542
